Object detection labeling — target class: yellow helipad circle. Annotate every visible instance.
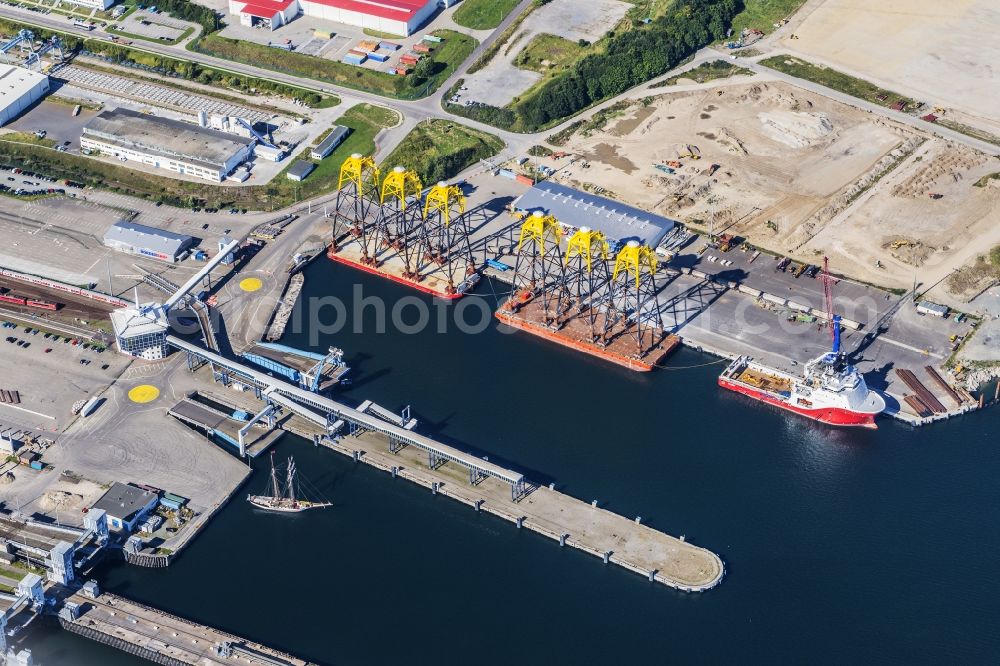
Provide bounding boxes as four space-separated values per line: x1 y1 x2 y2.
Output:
128 385 160 404
239 277 263 292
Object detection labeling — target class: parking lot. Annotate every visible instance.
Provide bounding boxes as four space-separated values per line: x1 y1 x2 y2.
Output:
114 10 190 42
0 318 130 432
8 97 99 154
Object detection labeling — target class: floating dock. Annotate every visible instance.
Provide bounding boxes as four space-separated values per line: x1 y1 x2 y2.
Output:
168 397 283 457
496 299 681 372
58 588 314 666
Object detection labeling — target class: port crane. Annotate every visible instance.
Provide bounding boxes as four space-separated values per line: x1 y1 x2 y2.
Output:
24 36 66 70
0 29 34 64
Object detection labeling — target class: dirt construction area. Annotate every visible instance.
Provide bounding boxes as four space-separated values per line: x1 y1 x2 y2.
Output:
778 0 1000 133
548 81 1000 306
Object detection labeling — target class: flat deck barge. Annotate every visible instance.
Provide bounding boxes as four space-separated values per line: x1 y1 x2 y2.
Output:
496 299 680 372
326 241 477 300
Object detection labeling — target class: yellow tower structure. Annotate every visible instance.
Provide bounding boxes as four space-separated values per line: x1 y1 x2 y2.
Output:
331 153 381 257
517 210 562 256
375 166 424 274
565 226 608 272
612 240 658 287
417 181 475 293
337 152 379 192
380 165 422 207
509 211 568 323
422 181 466 226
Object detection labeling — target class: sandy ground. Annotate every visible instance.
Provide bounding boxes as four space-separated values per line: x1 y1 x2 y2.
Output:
777 0 1000 131
546 81 1000 307
461 0 630 107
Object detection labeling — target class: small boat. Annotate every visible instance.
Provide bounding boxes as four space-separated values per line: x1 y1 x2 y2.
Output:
248 454 331 513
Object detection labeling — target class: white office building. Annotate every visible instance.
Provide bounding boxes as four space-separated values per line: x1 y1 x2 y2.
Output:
82 108 255 181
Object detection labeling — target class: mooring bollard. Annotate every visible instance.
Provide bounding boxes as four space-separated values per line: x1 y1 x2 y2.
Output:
591 499 598 508
635 516 642 524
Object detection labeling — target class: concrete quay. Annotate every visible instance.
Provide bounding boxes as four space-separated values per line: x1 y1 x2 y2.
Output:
59 589 314 666
321 431 725 591
195 387 723 590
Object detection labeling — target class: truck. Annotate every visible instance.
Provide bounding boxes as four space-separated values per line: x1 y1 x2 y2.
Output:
80 396 102 417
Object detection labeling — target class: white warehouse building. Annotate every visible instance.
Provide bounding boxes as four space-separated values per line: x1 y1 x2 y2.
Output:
81 108 255 181
0 64 49 126
62 0 114 9
229 0 456 35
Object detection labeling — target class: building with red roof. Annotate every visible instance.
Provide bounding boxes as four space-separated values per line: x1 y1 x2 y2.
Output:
229 0 448 35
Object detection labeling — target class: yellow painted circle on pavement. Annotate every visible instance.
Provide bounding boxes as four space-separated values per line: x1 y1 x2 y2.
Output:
240 277 263 292
128 385 160 404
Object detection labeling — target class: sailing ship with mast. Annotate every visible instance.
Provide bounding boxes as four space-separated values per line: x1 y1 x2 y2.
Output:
247 454 332 513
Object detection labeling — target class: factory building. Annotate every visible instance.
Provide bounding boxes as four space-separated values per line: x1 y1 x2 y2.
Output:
310 125 350 160
230 0 301 30
91 483 160 533
229 0 451 35
104 220 196 263
0 65 49 126
512 182 676 248
81 108 255 181
110 303 170 360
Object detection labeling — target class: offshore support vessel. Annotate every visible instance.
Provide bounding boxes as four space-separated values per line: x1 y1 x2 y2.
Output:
718 321 886 427
718 258 885 428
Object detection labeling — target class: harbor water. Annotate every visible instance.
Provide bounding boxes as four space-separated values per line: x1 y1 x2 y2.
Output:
29 260 1000 664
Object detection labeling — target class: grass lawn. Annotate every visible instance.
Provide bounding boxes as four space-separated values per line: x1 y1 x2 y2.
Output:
452 0 520 30
194 29 476 100
650 60 754 87
726 0 808 36
0 104 396 211
0 132 56 148
514 33 587 76
362 28 405 40
759 55 919 110
381 119 504 185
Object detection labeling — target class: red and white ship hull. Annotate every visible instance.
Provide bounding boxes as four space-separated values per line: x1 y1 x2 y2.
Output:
718 376 879 428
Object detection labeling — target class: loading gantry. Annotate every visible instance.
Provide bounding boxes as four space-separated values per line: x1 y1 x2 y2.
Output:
507 211 569 327
331 153 380 263
603 241 664 353
563 226 612 341
417 181 475 294
375 166 424 276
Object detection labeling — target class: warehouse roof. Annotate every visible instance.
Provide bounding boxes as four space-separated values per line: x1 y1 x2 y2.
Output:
307 0 430 21
312 125 350 157
514 182 676 247
287 160 316 181
0 64 48 107
92 482 158 523
104 220 195 257
83 108 253 168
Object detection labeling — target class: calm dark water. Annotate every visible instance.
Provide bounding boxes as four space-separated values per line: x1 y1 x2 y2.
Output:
30 260 1000 664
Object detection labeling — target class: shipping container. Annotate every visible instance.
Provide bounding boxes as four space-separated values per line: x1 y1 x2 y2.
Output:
314 29 333 39
379 41 402 51
29 460 43 471
348 49 368 57
422 34 443 43
367 52 389 62
413 43 431 53
516 174 534 185
497 169 516 179
343 54 366 65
